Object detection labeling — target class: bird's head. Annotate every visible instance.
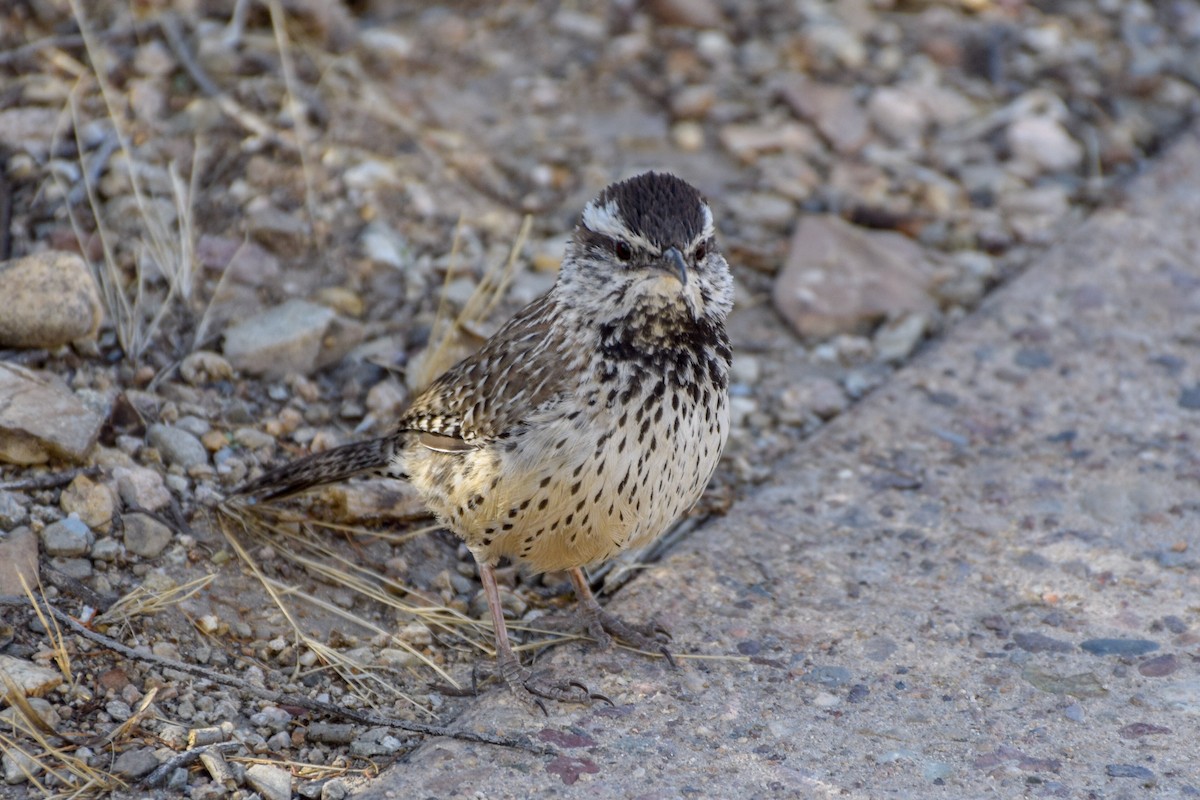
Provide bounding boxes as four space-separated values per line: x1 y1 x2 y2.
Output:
557 172 734 326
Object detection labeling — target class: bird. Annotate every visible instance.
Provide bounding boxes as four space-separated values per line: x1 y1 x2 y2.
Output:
233 171 734 706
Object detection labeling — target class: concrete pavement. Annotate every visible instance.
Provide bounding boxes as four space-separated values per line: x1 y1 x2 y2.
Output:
354 126 1200 799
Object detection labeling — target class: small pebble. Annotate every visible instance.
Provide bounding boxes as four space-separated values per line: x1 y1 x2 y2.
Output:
0 490 28 527
1179 384 1200 410
1137 653 1178 677
41 515 94 557
111 747 160 779
1105 764 1155 781
803 665 851 688
148 424 209 469
114 466 172 511
1013 632 1073 654
350 727 405 757
1080 638 1159 656
246 762 293 800
122 513 173 558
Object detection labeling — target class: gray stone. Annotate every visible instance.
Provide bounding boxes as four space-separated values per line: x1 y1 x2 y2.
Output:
223 299 364 377
0 527 38 595
50 556 93 579
0 364 105 463
3 748 42 785
1179 384 1200 409
174 415 212 438
803 665 852 687
350 727 405 757
0 107 61 157
111 747 160 779
322 779 349 800
867 86 929 146
246 204 310 259
113 466 172 511
0 251 103 348
41 515 94 556
773 216 936 339
147 424 209 469
245 763 293 800
874 313 928 363
197 234 281 286
122 512 173 558
777 376 848 424
0 490 28 527
90 537 122 561
1008 115 1083 174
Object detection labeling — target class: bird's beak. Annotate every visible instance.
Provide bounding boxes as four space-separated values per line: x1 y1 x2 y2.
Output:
662 246 688 286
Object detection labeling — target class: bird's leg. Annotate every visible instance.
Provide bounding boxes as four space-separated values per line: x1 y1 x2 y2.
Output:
568 567 675 665
476 562 612 709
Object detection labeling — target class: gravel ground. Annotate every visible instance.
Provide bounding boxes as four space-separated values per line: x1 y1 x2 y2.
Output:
0 0 1198 797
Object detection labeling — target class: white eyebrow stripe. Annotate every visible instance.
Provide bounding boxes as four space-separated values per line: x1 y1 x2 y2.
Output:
698 203 714 241
581 198 657 253
582 199 626 238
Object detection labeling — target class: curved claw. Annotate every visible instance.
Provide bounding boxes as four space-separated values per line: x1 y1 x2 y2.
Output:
590 690 616 707
653 622 673 641
659 645 679 669
568 679 592 695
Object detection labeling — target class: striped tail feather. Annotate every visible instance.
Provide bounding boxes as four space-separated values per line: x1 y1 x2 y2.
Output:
233 436 398 501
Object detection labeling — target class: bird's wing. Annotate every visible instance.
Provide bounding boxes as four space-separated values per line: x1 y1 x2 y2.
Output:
397 294 576 446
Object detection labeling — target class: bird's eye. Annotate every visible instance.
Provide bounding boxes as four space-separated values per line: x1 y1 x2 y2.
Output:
613 240 633 261
694 240 708 261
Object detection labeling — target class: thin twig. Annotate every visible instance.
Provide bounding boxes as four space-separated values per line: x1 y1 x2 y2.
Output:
0 596 554 756
0 19 157 66
0 466 99 492
158 12 282 145
141 741 241 788
66 127 119 208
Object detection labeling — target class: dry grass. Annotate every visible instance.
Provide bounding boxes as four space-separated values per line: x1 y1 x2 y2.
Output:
1 594 126 798
93 573 216 630
56 0 202 364
19 575 73 689
411 214 533 391
216 498 509 708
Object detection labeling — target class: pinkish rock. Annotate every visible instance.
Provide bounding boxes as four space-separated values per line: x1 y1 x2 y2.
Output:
772 215 936 339
778 76 870 154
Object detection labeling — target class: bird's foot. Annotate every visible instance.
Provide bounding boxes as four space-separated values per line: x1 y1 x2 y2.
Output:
473 654 614 714
540 604 676 666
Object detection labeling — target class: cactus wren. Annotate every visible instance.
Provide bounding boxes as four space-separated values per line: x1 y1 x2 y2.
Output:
235 172 734 706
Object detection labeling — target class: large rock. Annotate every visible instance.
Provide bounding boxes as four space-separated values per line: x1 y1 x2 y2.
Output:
772 215 936 339
0 252 104 348
222 299 364 377
0 364 105 463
